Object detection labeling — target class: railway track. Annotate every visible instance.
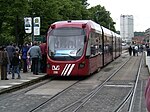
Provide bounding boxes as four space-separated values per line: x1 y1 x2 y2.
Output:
29 79 80 112
113 54 143 112
57 55 133 112
27 52 134 112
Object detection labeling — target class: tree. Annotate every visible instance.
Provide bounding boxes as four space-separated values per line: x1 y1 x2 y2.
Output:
0 0 117 45
88 5 116 32
0 0 29 45
30 0 89 34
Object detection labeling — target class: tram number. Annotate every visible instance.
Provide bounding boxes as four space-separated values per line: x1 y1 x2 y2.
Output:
53 71 58 74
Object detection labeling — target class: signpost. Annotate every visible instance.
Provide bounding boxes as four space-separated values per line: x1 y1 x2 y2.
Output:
24 17 32 34
34 17 40 36
24 17 40 42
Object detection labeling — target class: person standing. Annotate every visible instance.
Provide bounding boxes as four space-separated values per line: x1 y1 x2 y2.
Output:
21 43 29 73
11 52 21 79
134 45 139 56
132 46 136 56
28 42 41 75
39 41 47 73
6 43 16 74
128 46 132 56
147 46 150 56
0 46 9 80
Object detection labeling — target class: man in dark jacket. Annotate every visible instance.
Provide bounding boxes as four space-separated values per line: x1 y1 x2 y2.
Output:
128 46 132 56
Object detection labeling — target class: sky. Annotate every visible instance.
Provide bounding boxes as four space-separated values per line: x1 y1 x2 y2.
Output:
87 0 150 32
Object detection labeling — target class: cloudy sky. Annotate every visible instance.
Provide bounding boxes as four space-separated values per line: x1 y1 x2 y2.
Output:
87 0 150 32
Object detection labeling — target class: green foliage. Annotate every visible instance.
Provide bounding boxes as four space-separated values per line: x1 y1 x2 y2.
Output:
0 0 117 45
0 33 15 46
0 0 29 45
88 5 116 31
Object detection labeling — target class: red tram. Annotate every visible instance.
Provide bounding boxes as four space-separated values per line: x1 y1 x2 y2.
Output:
46 20 122 76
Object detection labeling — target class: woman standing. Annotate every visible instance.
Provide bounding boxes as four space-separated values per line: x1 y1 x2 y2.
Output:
21 43 29 73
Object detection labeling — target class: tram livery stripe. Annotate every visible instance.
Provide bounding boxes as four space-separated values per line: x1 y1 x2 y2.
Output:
61 64 68 76
62 64 71 76
63 64 71 76
67 64 75 76
61 64 75 76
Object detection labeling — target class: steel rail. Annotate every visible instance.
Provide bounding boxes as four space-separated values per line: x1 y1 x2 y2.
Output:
29 80 80 112
113 54 143 112
128 54 143 112
58 57 131 112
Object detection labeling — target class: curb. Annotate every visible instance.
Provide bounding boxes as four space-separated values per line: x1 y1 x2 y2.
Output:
0 75 47 95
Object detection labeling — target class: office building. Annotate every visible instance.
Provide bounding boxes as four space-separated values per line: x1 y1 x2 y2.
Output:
120 15 134 44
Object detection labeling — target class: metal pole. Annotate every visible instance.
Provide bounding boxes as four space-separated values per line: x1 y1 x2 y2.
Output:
32 16 34 43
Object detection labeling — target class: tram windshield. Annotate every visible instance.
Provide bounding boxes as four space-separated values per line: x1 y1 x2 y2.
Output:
48 27 85 61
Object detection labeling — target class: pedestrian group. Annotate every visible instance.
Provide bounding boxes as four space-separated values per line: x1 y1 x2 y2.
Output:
128 45 144 56
0 41 46 80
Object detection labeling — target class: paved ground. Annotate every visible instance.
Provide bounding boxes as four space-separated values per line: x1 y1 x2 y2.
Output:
0 51 149 97
0 71 46 94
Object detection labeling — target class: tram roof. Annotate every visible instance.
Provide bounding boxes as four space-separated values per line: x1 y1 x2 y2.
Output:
101 26 112 36
52 20 102 32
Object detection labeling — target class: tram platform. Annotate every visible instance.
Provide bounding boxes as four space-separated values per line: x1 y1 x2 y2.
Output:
0 71 46 94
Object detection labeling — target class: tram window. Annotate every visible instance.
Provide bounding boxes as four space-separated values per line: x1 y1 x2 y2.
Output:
89 32 102 55
99 45 102 53
86 37 91 56
90 33 95 55
91 45 96 55
68 40 75 48
51 27 85 36
54 38 60 48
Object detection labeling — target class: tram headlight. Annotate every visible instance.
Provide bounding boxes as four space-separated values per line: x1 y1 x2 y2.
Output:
79 61 85 69
47 63 51 69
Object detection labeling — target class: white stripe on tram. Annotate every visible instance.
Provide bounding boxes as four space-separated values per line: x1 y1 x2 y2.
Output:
67 64 75 76
61 64 68 76
63 64 71 76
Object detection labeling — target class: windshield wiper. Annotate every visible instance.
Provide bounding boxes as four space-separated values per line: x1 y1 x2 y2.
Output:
60 53 76 59
50 51 55 56
76 48 81 55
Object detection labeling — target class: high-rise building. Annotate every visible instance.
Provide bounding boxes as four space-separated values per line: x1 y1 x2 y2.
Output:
120 15 134 44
